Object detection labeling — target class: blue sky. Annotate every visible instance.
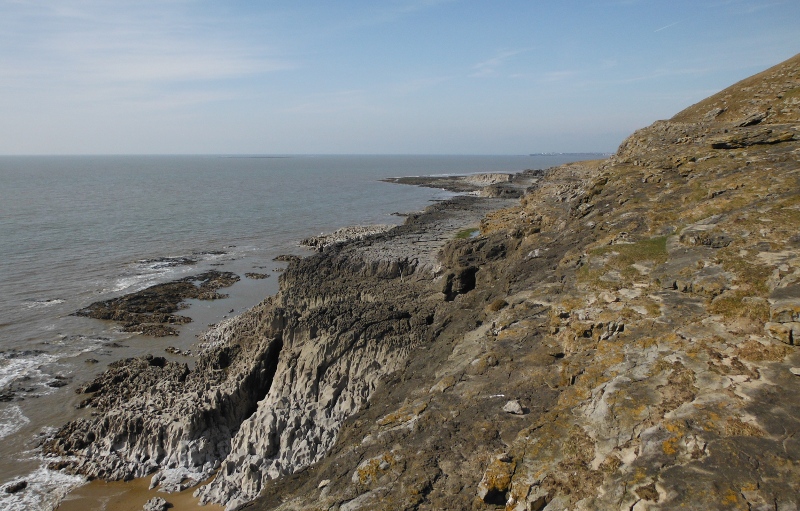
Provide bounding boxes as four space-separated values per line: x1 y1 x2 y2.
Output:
0 0 798 155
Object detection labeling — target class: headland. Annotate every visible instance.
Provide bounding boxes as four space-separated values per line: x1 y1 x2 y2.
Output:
31 53 800 510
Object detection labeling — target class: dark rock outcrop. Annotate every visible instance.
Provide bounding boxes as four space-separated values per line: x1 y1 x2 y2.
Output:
3 480 27 494
73 271 240 336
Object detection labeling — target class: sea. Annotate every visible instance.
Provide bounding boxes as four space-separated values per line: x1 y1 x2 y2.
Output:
0 154 599 510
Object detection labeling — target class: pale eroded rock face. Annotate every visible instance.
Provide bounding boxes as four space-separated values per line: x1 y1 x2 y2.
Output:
195 197 515 508
45 196 514 510
195 285 428 507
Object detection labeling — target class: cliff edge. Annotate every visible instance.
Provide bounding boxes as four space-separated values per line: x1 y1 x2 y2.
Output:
45 53 800 511
245 53 800 510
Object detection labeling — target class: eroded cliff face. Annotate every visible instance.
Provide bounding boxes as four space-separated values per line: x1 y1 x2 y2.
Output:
44 196 517 510
45 299 285 492
193 249 439 509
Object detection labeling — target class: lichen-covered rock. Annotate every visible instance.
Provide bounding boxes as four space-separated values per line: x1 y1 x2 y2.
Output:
476 454 516 504
239 53 800 511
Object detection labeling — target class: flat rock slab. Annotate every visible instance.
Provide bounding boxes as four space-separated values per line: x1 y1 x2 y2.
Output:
344 196 518 276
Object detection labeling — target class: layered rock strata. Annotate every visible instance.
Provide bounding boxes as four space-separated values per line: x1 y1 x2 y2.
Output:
299 224 393 251
45 195 517 509
384 170 546 199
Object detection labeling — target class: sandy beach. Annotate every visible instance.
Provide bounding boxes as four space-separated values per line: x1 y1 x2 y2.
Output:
56 475 224 511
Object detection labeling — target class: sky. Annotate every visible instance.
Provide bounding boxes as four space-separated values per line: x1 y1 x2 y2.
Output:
0 0 798 155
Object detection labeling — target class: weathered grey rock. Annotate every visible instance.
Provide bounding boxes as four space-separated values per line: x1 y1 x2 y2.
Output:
299 225 393 250
766 321 797 345
143 496 171 511
45 54 800 511
477 454 515 504
235 53 800 511
502 400 525 415
45 195 516 511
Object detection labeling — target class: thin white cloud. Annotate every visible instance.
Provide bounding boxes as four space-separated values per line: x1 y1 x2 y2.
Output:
471 49 530 77
390 75 453 94
599 66 708 85
310 0 459 36
509 69 580 82
654 21 680 32
706 0 789 12
0 1 292 108
540 70 580 82
395 0 459 16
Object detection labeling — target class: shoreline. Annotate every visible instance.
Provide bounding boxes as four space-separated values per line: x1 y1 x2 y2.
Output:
0 154 592 511
41 184 523 509
56 475 224 511
4 55 799 511
36 176 516 511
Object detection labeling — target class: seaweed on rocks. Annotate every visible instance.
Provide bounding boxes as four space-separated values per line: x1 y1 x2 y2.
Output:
73 271 240 336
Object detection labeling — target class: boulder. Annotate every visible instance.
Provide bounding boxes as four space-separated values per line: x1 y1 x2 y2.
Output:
143 497 171 511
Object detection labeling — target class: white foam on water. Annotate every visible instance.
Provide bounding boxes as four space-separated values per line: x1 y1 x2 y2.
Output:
104 247 251 297
0 352 56 390
0 336 109 405
109 253 240 295
110 270 170 294
0 467 86 511
22 299 66 310
0 404 30 440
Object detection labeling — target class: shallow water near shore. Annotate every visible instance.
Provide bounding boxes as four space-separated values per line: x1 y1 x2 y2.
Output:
0 154 599 509
56 476 225 511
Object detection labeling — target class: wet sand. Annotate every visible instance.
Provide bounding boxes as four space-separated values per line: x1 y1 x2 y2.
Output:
56 475 225 511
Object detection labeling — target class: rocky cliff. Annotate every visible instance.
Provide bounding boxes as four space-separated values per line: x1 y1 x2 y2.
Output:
46 54 800 511
241 54 800 510
44 196 519 509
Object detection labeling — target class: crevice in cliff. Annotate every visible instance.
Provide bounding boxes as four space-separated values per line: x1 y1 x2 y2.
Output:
241 337 283 423
443 267 478 301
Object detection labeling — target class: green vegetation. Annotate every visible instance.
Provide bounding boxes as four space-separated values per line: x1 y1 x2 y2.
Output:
709 290 770 322
716 248 771 296
486 298 508 312
454 228 479 239
590 236 669 269
578 236 668 290
783 87 800 99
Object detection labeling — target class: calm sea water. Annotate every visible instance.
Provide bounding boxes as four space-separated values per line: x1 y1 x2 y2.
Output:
0 154 597 509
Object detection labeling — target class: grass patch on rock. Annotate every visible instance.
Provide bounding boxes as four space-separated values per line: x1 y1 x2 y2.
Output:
578 236 668 290
454 228 479 239
709 290 770 322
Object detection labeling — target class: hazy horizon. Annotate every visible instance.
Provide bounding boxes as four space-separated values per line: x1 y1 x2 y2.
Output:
0 151 612 157
1 1 798 156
